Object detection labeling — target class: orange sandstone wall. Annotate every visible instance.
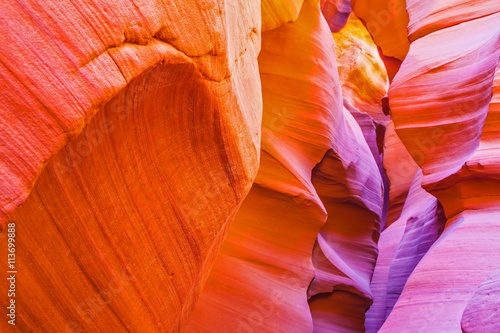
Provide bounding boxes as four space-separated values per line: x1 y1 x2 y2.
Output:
0 0 262 331
361 1 500 332
0 0 499 332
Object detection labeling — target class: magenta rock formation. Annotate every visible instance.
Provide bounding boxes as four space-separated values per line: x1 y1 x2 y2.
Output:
0 0 499 332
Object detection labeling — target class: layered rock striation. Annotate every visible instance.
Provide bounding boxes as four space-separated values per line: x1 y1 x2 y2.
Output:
1 0 262 331
189 1 383 332
0 0 499 332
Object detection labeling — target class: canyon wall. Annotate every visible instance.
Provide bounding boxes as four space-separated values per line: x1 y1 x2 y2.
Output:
0 0 499 332
359 1 500 332
0 0 263 331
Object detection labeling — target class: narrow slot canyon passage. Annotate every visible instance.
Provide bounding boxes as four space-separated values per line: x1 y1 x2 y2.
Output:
0 0 499 332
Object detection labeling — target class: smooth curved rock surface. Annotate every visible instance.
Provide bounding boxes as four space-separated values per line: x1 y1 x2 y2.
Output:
1 0 500 332
389 12 500 193
379 7 500 332
333 15 389 125
344 101 384 165
188 1 340 331
380 209 500 333
406 0 500 41
307 12 385 333
262 0 304 31
188 1 384 332
365 169 445 333
461 267 500 333
351 0 409 61
383 122 418 226
321 0 352 32
430 66 500 219
383 170 445 316
0 0 262 225
0 1 262 331
309 291 368 333
364 213 405 333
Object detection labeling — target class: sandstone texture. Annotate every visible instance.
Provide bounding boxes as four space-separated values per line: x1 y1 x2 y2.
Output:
1 0 262 331
0 0 499 332
364 1 500 332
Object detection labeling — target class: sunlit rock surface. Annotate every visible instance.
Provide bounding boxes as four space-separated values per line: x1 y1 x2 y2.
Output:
382 122 418 227
332 15 388 125
0 0 499 332
307 14 386 331
189 1 382 332
0 0 262 331
374 2 500 332
389 13 500 190
351 0 409 61
406 0 500 41
379 58 500 333
321 0 352 32
461 267 500 333
365 170 446 333
262 0 304 31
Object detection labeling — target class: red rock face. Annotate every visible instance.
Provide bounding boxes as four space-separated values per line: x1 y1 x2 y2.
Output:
188 2 383 331
321 0 352 32
365 169 446 332
0 0 262 331
1 0 499 332
361 1 500 332
461 267 500 333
